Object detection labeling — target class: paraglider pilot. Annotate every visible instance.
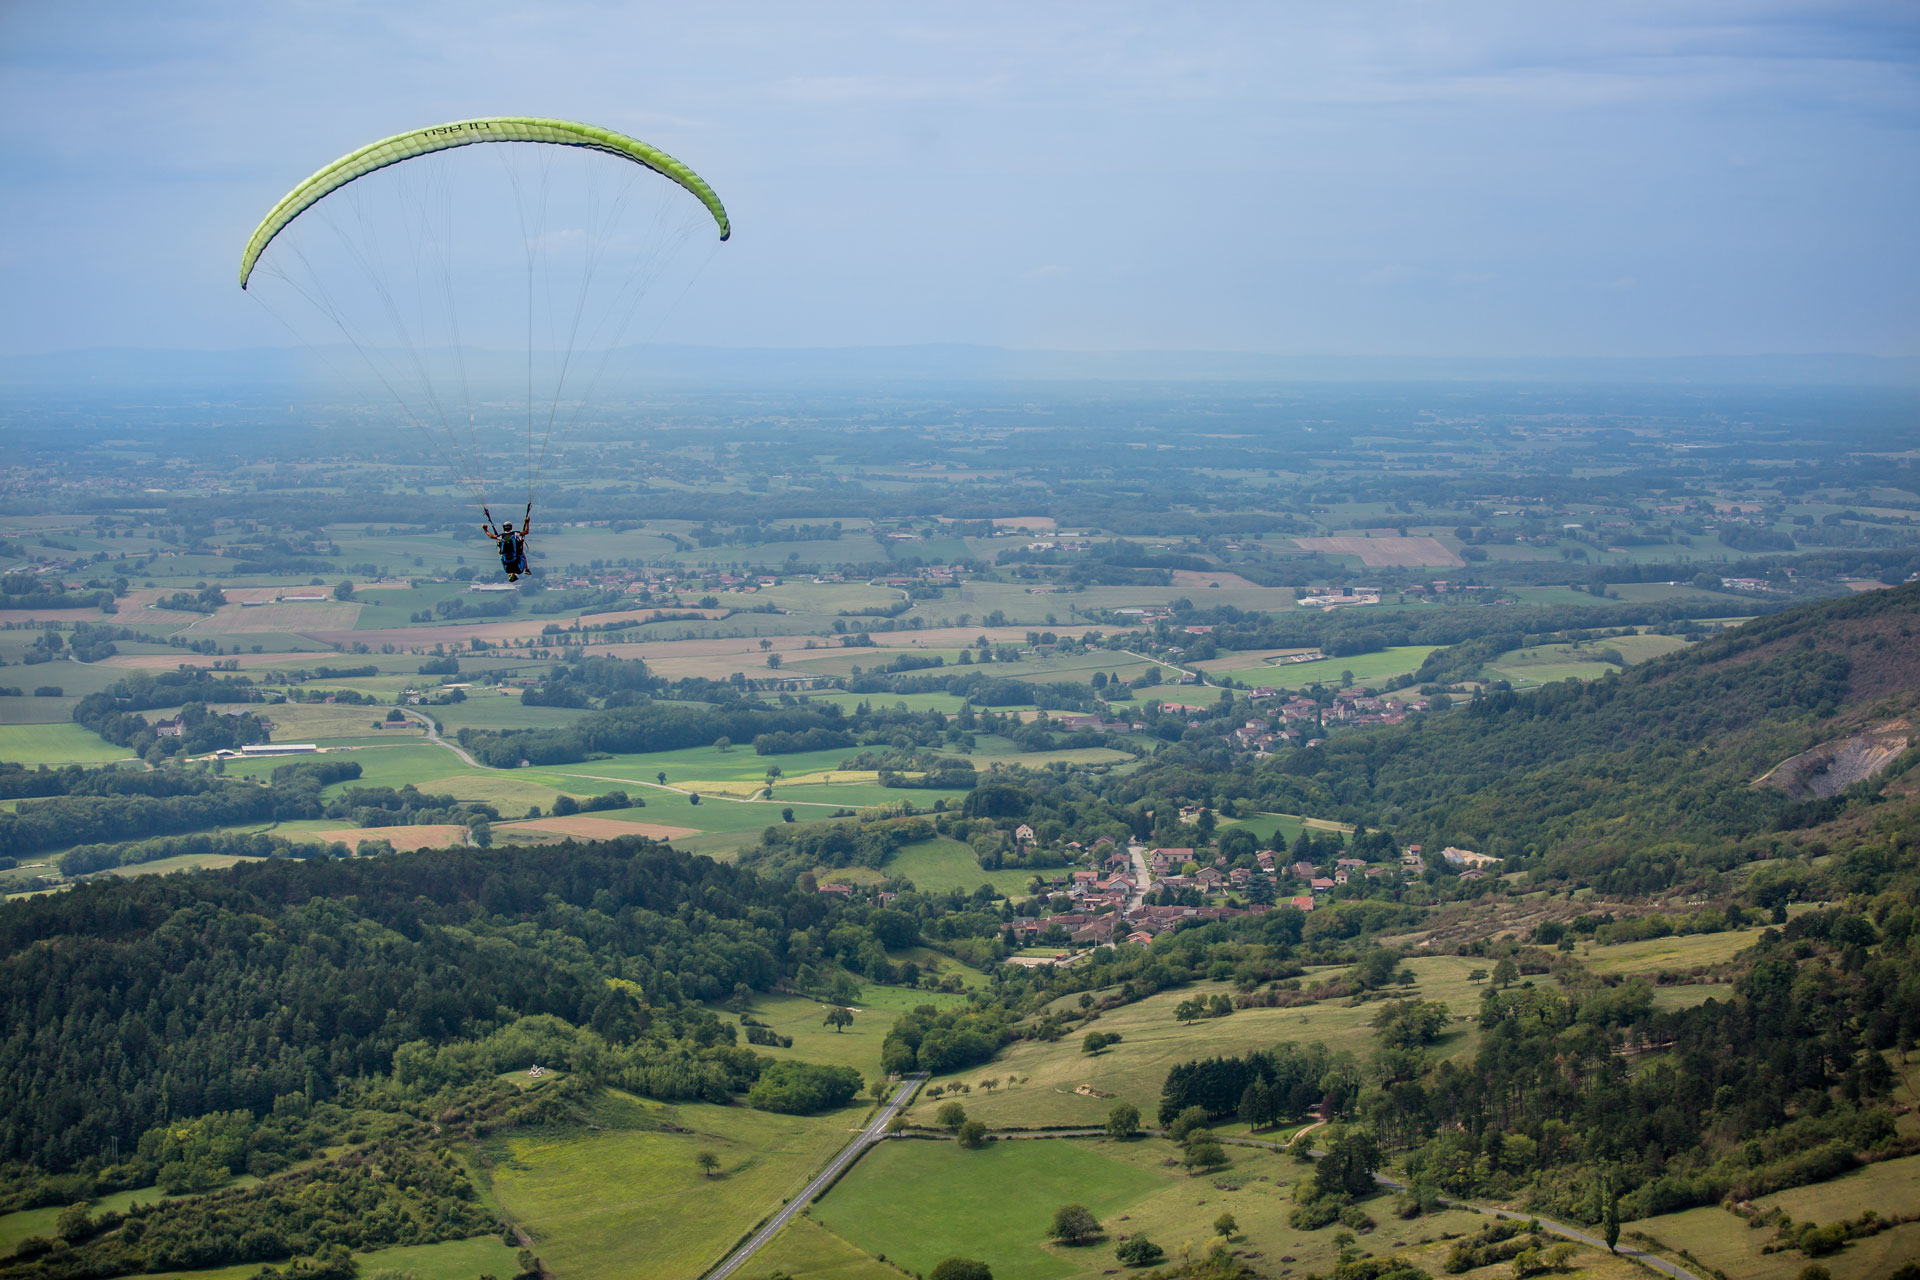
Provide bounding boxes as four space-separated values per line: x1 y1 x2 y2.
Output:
483 507 532 581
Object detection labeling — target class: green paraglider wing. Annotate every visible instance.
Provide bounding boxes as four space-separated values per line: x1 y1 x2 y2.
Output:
240 116 729 288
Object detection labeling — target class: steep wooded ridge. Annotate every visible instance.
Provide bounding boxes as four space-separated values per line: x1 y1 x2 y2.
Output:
1121 581 1920 895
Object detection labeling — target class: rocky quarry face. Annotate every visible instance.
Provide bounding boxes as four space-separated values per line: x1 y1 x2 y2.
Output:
1755 718 1913 801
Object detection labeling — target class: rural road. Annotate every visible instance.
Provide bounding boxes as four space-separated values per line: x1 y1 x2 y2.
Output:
1128 841 1151 908
398 709 483 767
702 1072 927 1280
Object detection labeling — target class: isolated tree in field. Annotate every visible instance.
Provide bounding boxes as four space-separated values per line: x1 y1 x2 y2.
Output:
957 1119 988 1148
657 770 667 785
695 1150 720 1178
766 653 782 669
824 1006 854 1033
1106 1102 1141 1141
1185 1137 1227 1170
929 1260 991 1280
935 1101 968 1132
1212 1211 1237 1239
1175 998 1204 1024
869 1080 889 1101
1050 1204 1101 1245
980 1076 999 1093
782 807 795 822
759 639 773 651
1492 957 1520 989
1115 1237 1165 1266
1083 1031 1112 1055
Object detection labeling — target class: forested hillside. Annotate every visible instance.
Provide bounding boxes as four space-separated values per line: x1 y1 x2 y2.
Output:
1114 581 1920 896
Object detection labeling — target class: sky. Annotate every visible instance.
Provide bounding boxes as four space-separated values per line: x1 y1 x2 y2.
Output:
1 0 1916 359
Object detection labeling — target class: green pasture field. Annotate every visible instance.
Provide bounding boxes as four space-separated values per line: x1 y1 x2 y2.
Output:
1578 929 1762 975
485 1093 859 1280
810 1136 1165 1280
735 1216 895 1280
1650 983 1735 1011
943 960 1493 1132
884 946 989 991
1219 811 1354 847
1489 658 1619 685
888 837 1037 897
422 698 592 733
719 990 896 1077
555 742 861 786
1205 644 1439 690
0 722 132 763
1633 1154 1920 1280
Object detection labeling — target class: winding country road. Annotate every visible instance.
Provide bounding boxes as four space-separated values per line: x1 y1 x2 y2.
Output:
702 1073 927 1280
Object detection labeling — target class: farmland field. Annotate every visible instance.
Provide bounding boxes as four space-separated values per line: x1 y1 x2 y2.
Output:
888 837 1037 896
929 959 1495 1132
1580 929 1763 975
1633 1154 1920 1280
1201 644 1439 690
810 1137 1164 1280
485 1093 861 1280
0 723 132 763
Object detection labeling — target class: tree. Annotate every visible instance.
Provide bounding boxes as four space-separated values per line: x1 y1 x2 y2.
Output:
657 771 667 785
782 807 795 822
1082 1031 1112 1055
1174 998 1204 1024
980 1077 1000 1093
333 580 355 601
1603 1179 1621 1254
1492 957 1520 989
935 1101 968 1132
930 1261 992 1280
824 1006 854 1033
1050 1204 1101 1245
1115 1237 1165 1266
695 1150 720 1178
1168 1106 1210 1142
1314 1128 1382 1200
957 1119 988 1148
1185 1137 1228 1170
714 736 731 751
1106 1102 1141 1141
1212 1212 1237 1239
766 653 783 669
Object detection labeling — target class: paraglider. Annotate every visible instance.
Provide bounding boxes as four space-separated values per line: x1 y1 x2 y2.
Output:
240 117 730 568
483 506 532 581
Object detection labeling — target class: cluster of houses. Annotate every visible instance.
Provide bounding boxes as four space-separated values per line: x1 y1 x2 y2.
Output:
872 836 1506 953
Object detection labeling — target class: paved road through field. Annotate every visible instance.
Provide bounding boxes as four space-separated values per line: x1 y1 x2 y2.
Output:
702 1072 927 1280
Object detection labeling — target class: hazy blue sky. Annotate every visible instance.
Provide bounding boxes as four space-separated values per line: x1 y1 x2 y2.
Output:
2 1 1915 357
